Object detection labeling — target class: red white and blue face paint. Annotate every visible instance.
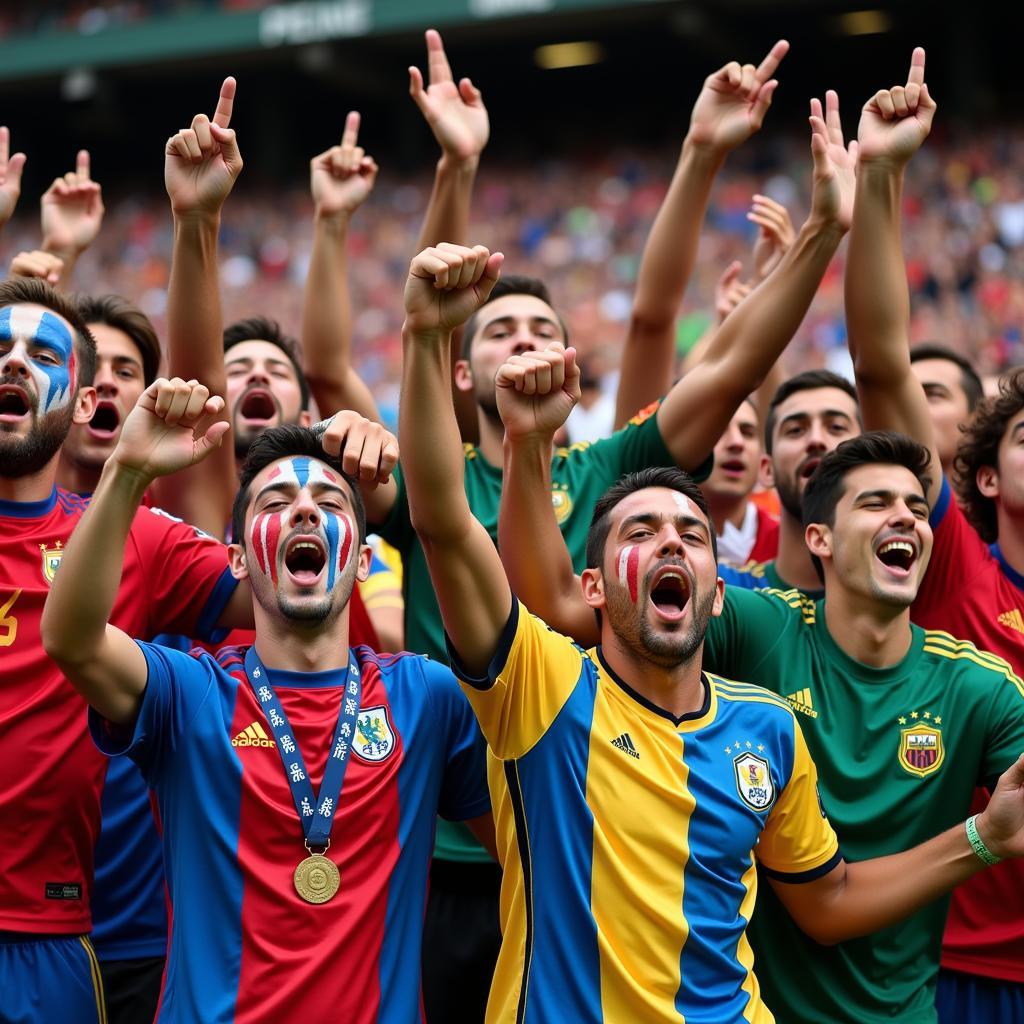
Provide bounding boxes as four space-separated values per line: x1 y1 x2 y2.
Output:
617 544 640 603
0 305 76 414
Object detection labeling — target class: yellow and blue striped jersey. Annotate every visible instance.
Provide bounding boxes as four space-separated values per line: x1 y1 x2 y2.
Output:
449 600 841 1024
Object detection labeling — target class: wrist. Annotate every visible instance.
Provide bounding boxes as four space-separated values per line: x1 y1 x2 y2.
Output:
402 321 452 347
437 153 480 177
313 207 353 232
503 429 557 453
857 156 909 179
970 812 1006 863
801 213 848 241
41 239 81 260
171 207 222 230
681 134 730 166
101 458 155 500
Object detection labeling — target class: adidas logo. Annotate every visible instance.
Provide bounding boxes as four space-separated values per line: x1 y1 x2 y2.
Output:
998 609 1024 635
232 722 276 748
785 688 818 719
611 733 639 759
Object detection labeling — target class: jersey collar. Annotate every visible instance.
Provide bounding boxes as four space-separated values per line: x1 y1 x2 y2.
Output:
0 485 58 519
990 543 1024 591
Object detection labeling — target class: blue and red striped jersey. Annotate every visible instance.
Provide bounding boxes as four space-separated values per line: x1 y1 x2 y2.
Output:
90 641 490 1024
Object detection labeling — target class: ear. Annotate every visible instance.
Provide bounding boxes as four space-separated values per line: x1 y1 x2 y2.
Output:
453 358 474 395
228 542 249 582
758 453 775 491
72 385 97 425
581 567 606 612
355 543 372 584
708 575 726 619
804 521 833 566
976 464 999 500
298 410 313 427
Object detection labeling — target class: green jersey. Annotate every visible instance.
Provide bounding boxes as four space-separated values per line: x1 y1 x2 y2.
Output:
703 586 1024 1023
379 401 695 861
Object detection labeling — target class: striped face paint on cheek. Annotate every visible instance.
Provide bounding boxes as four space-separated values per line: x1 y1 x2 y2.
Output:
617 544 640 603
250 509 286 586
0 306 76 414
323 511 355 592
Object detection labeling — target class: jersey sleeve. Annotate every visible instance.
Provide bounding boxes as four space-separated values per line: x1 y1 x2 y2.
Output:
358 554 403 612
703 587 801 684
446 597 586 760
757 715 842 882
980 660 1024 786
88 641 218 785
128 507 237 641
420 658 492 822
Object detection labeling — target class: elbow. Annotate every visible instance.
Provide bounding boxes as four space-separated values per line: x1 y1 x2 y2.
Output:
40 609 78 668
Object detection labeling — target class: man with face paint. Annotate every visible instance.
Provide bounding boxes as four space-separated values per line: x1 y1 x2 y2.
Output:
398 240 1024 1024
42 379 492 1024
0 279 250 1024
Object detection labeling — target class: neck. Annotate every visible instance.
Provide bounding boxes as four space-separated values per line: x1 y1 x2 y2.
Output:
706 493 749 533
601 631 706 719
0 460 59 504
252 607 351 673
774 508 824 591
474 409 508 466
56 457 101 497
994 507 1024 578
822 584 912 668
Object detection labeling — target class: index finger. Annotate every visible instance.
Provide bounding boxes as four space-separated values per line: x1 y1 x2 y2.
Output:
212 76 236 129
76 149 91 180
341 111 360 148
755 39 789 82
425 28 453 84
907 47 925 87
0 127 9 168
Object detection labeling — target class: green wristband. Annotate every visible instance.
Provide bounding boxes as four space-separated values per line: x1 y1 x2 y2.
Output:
966 815 1002 866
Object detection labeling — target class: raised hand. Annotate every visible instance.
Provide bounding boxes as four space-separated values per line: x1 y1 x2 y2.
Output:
310 111 379 218
165 77 243 217
0 126 26 228
496 344 581 442
975 754 1024 860
409 29 489 162
809 90 858 230
403 242 503 336
688 40 789 152
318 410 398 488
10 249 64 285
857 47 936 167
749 194 795 280
41 150 105 256
114 378 229 480
715 260 753 323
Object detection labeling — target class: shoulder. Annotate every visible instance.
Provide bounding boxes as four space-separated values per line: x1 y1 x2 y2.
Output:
56 487 90 517
130 504 220 543
709 673 796 719
920 630 1024 696
725 584 816 622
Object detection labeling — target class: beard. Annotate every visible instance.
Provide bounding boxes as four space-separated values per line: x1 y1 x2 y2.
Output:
775 468 804 521
276 592 335 623
0 404 75 478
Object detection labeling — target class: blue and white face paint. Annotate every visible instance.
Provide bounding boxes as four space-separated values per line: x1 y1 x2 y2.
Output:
0 305 77 415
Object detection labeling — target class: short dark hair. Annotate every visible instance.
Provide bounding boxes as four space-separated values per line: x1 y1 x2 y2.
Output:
764 370 860 455
460 274 568 361
910 343 984 412
0 276 97 387
586 466 717 570
954 367 1024 543
231 425 366 549
802 431 933 581
223 316 310 411
76 293 161 385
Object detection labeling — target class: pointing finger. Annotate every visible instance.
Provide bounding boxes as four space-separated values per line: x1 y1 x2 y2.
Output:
907 46 926 88
213 76 236 129
755 39 789 82
76 149 91 180
425 28 453 84
341 111 360 148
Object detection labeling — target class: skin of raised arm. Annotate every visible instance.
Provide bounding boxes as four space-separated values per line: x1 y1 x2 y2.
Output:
0 126 26 233
773 753 1024 944
152 79 243 535
615 41 788 428
42 379 229 724
40 150 104 291
399 243 512 676
846 49 943 507
301 111 383 424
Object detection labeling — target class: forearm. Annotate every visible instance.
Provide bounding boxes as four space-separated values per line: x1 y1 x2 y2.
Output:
500 434 598 644
416 155 478 251
41 243 80 293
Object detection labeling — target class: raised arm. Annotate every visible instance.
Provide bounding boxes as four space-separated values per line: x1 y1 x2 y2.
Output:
653 109 853 471
846 49 943 507
41 379 229 725
774 753 1024 944
153 77 244 534
40 150 104 291
0 126 26 236
615 40 788 427
399 243 509 675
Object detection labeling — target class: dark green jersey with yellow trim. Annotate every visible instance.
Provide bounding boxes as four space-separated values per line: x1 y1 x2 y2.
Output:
703 587 1024 1024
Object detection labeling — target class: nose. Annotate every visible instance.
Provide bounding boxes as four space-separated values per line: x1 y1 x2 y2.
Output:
94 365 118 397
656 524 685 559
247 365 271 387
722 424 744 451
1 341 31 380
289 489 321 529
804 422 828 453
889 500 917 528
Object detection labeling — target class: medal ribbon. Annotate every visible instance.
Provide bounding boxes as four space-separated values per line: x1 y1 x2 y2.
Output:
243 647 361 848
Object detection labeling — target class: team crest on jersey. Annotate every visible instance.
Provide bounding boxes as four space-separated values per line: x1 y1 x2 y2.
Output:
39 542 64 584
354 706 396 763
899 724 944 778
734 752 774 811
551 484 573 525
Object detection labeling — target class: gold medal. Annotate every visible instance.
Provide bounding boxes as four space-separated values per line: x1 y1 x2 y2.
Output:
293 852 340 904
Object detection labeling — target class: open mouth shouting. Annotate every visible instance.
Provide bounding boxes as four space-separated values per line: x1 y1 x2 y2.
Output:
718 459 747 479
238 388 279 427
284 533 328 587
87 400 121 441
874 535 918 580
648 564 692 623
0 383 32 425
799 456 822 483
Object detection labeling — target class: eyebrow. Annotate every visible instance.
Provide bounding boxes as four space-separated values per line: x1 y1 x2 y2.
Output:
255 480 349 502
111 354 143 369
226 355 293 371
480 314 561 334
619 511 711 538
854 488 929 510
779 408 855 428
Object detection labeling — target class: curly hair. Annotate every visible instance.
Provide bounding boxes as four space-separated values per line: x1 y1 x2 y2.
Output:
954 367 1024 543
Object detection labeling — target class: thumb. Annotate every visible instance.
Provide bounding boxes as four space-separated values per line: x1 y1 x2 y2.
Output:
459 77 483 106
476 252 504 304
749 79 778 131
210 123 242 171
194 420 230 462
563 346 581 396
5 151 26 190
719 260 743 289
997 752 1024 792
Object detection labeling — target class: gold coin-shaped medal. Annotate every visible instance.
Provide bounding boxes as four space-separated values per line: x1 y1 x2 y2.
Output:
293 853 340 904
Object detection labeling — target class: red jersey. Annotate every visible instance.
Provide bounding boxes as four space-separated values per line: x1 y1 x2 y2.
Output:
0 487 237 934
748 504 780 564
911 477 1024 982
